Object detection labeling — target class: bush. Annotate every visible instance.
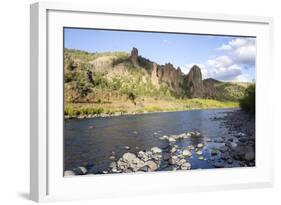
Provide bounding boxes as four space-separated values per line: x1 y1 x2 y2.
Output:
64 105 104 116
239 84 255 114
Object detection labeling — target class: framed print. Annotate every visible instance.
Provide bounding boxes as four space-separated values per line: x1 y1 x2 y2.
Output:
30 2 274 202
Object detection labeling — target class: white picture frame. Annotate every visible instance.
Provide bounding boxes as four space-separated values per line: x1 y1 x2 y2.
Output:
30 1 274 202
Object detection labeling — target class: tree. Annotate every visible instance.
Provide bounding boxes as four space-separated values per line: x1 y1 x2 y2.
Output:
127 92 137 106
239 84 255 114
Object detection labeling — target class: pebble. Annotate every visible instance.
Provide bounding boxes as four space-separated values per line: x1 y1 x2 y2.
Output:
123 146 130 150
197 143 204 148
182 149 192 157
64 170 76 176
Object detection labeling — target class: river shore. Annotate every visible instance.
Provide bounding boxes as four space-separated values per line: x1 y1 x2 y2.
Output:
64 106 239 120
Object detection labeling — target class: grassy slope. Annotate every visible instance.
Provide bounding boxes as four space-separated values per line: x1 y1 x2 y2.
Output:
64 49 241 117
65 98 238 117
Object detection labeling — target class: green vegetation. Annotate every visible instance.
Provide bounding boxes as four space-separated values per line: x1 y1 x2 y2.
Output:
63 49 245 118
203 79 248 101
239 84 255 114
64 98 239 118
183 98 239 109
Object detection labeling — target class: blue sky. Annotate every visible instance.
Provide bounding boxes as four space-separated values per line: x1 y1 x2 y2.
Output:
64 28 256 82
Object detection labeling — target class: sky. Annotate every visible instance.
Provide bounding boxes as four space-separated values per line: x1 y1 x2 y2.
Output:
64 28 256 82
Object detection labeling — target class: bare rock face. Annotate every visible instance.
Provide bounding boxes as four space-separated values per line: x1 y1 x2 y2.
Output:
157 63 184 95
130 47 138 66
151 63 160 89
184 65 204 98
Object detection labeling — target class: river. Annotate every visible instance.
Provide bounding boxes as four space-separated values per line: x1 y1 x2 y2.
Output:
64 108 250 174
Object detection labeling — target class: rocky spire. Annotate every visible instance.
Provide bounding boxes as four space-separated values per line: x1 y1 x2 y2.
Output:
185 65 204 98
130 47 138 66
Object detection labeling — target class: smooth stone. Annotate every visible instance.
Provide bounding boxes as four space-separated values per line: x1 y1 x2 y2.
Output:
182 149 192 157
197 143 204 148
109 155 115 160
181 162 191 170
206 138 212 142
170 147 177 153
168 137 176 142
144 161 158 171
185 132 191 137
179 158 187 165
160 135 169 140
123 146 130 150
187 145 195 150
64 170 76 176
198 156 204 160
196 150 203 155
73 166 87 175
122 152 137 161
151 147 162 154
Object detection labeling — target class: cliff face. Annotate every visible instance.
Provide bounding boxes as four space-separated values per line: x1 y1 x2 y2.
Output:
64 48 246 102
127 48 211 98
184 65 204 98
157 63 184 95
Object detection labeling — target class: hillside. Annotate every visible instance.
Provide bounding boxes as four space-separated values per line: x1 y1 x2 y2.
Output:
64 48 249 117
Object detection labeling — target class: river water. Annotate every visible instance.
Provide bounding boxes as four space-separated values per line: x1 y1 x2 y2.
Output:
64 108 241 173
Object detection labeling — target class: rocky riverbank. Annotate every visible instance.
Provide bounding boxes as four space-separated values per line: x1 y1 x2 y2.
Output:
64 109 255 176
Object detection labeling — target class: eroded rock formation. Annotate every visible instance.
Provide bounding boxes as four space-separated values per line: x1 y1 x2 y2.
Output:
184 65 204 98
130 47 138 66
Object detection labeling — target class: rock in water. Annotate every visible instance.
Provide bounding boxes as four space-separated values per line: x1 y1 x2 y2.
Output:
196 150 203 155
64 170 76 176
123 146 130 150
151 147 162 154
181 162 191 170
144 161 158 172
197 143 204 148
122 152 137 162
73 166 87 175
182 149 192 157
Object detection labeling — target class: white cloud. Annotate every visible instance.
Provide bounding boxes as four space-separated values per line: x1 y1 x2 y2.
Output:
229 38 249 48
180 38 255 82
216 37 256 66
234 44 256 65
216 44 232 51
209 64 243 81
207 56 233 68
200 37 256 82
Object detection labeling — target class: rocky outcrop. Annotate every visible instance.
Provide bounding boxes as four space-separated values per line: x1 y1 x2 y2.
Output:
184 65 204 98
130 47 138 66
157 63 184 95
151 63 160 89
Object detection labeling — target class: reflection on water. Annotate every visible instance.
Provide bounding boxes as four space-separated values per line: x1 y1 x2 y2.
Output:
64 108 236 173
